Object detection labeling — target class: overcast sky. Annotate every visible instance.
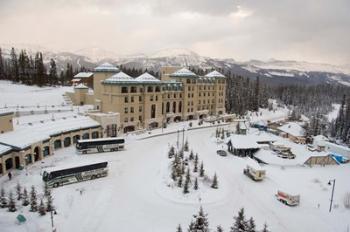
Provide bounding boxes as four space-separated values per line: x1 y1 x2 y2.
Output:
0 0 349 65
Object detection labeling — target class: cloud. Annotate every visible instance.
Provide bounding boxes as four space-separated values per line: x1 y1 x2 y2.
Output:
0 0 349 65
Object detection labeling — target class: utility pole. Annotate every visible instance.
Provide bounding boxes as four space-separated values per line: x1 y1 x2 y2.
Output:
50 210 55 232
328 179 336 212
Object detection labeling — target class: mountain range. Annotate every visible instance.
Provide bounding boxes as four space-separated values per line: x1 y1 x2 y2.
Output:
1 44 350 86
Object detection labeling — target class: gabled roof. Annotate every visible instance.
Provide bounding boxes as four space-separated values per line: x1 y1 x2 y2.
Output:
135 72 160 82
94 63 119 73
0 143 12 157
74 72 94 78
104 72 134 83
170 68 197 77
278 122 305 137
205 70 226 78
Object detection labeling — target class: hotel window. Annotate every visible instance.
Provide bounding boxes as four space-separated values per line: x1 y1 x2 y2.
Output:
139 116 142 122
188 86 191 91
122 87 128 93
150 95 154 101
139 87 144 93
139 96 142 102
124 107 128 113
187 79 191 84
156 95 158 101
130 117 134 122
155 86 161 92
139 106 142 112
131 86 137 93
131 96 134 103
147 86 153 92
124 117 128 122
130 107 134 113
124 96 128 103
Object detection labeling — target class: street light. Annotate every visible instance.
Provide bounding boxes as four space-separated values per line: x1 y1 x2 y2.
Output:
328 179 336 212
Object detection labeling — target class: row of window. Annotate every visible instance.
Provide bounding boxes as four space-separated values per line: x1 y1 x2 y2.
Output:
124 106 143 114
121 86 161 94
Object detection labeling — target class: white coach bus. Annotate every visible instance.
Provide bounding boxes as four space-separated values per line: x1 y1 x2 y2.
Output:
76 137 125 154
42 161 108 188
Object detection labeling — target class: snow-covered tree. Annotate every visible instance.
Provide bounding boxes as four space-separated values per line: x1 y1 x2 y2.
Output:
0 187 7 208
39 199 46 216
46 190 54 212
177 175 183 188
211 173 219 189
16 182 22 201
194 177 199 190
217 225 224 232
184 140 189 152
188 207 210 232
247 217 256 232
30 186 38 212
199 162 205 177
194 154 199 172
189 150 194 160
22 187 30 206
183 168 191 194
169 146 175 158
230 208 248 232
176 224 183 232
261 223 269 232
8 191 17 212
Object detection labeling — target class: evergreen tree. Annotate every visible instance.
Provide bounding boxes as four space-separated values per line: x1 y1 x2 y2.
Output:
261 223 269 232
194 177 198 190
168 146 175 158
188 207 210 232
184 140 189 151
247 217 256 232
230 208 248 232
49 59 58 85
34 52 46 86
30 186 38 212
22 187 30 206
189 150 194 160
194 154 199 172
0 48 4 79
0 187 8 208
8 191 17 212
176 224 183 232
183 168 190 194
10 47 19 82
199 162 205 177
217 225 224 232
211 173 218 189
16 182 22 201
46 190 54 212
39 199 46 215
177 175 183 188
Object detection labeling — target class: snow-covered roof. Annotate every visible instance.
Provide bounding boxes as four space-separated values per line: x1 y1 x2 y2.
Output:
170 68 197 77
228 133 275 149
104 72 134 83
135 72 160 82
205 70 226 78
74 83 88 89
278 122 305 137
74 72 94 78
0 144 12 156
94 63 119 73
0 116 100 150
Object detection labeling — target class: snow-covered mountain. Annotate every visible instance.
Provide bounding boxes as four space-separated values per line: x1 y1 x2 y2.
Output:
1 44 350 86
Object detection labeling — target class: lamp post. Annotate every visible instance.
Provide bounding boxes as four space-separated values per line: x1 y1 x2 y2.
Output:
328 179 336 212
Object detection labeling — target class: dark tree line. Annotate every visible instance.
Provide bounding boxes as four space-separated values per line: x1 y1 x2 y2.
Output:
0 47 80 86
329 95 350 144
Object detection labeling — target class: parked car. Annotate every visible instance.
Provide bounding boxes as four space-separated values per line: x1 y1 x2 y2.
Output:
275 190 300 206
216 150 227 157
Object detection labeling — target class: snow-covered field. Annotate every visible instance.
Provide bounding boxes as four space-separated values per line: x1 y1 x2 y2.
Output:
1 81 350 232
1 127 350 232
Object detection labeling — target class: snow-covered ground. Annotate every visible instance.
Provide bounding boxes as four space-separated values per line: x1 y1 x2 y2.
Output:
327 104 340 122
1 126 350 232
1 81 350 232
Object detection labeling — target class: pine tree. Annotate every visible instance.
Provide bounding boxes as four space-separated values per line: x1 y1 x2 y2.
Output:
184 140 189 151
194 154 199 172
39 199 46 215
194 177 198 190
230 208 248 232
49 59 58 85
199 162 205 177
16 182 22 201
247 217 256 232
177 175 183 187
46 190 54 212
168 146 175 158
22 187 30 206
217 225 224 232
30 186 38 212
261 223 269 232
176 224 183 232
211 173 218 189
189 150 194 160
183 168 190 194
188 207 210 232
10 47 19 82
0 48 4 79
0 187 8 208
44 182 50 197
8 191 17 212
